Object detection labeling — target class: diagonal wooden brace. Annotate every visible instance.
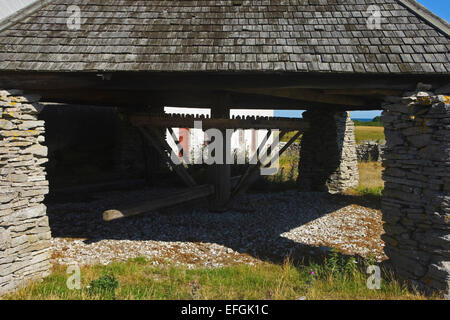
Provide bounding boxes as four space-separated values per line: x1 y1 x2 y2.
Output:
138 126 197 188
229 130 288 202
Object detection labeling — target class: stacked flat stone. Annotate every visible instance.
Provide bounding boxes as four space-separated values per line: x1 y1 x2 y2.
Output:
356 141 385 162
382 83 450 295
298 110 359 193
0 89 51 296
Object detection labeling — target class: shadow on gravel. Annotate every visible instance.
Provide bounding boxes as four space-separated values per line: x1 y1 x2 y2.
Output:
46 187 382 265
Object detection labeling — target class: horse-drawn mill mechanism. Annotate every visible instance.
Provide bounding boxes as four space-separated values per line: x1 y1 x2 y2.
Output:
103 113 309 221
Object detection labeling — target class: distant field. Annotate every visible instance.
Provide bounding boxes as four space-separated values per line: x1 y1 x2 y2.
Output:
353 120 382 127
281 126 384 144
354 126 385 143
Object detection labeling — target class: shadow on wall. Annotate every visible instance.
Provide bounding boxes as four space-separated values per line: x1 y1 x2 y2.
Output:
38 105 127 189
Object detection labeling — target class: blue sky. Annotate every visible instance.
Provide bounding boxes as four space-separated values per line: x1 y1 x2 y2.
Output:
276 0 449 119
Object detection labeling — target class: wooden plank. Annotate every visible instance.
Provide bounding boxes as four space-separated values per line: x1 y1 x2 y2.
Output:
130 114 309 130
230 88 376 107
103 184 215 221
322 89 404 96
1 71 446 92
209 106 231 212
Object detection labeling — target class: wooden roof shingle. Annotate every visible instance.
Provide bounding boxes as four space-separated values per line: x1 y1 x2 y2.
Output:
0 0 448 74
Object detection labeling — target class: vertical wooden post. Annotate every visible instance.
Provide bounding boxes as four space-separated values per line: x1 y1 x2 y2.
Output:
209 102 231 212
141 105 165 186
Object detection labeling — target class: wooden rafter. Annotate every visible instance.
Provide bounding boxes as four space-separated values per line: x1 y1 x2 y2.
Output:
229 88 378 108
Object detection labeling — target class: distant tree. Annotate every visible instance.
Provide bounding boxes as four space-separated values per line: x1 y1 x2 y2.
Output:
372 116 381 122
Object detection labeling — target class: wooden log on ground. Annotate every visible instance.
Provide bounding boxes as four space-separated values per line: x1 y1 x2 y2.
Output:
103 184 214 221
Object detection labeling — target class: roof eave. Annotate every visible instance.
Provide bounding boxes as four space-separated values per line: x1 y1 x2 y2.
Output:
0 0 54 33
397 0 450 37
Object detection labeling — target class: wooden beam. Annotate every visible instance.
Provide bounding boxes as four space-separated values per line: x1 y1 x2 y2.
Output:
0 71 447 92
209 106 231 212
130 114 309 130
103 184 215 221
230 88 378 108
33 88 345 110
322 89 404 96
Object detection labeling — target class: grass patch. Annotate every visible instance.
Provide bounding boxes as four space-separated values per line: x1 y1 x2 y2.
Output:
282 126 384 144
280 131 302 143
346 162 384 203
353 120 383 127
354 126 385 144
5 252 441 300
358 162 384 190
254 151 299 192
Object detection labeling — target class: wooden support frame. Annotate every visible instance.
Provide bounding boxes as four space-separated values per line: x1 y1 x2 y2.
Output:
117 112 307 217
228 129 302 203
138 126 197 188
231 130 284 200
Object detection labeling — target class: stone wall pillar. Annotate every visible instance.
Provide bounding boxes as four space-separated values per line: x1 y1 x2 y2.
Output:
298 109 359 193
382 84 450 296
0 89 51 295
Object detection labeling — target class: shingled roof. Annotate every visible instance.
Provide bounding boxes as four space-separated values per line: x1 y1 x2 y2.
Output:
0 0 448 74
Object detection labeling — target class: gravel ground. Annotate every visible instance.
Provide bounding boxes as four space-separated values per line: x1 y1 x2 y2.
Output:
48 188 386 268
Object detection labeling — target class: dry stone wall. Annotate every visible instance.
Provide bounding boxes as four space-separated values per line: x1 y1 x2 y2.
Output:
356 141 385 162
382 84 450 295
0 89 51 296
298 110 358 193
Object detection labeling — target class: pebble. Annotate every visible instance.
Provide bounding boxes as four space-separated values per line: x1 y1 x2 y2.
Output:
48 188 386 267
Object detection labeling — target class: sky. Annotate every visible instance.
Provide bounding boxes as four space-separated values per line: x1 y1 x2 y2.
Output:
275 0 449 119
0 0 35 20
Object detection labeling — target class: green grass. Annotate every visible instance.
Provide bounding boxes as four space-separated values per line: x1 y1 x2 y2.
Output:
353 186 383 198
281 126 385 145
354 126 385 143
280 131 302 143
5 251 441 300
353 120 383 127
253 150 299 192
